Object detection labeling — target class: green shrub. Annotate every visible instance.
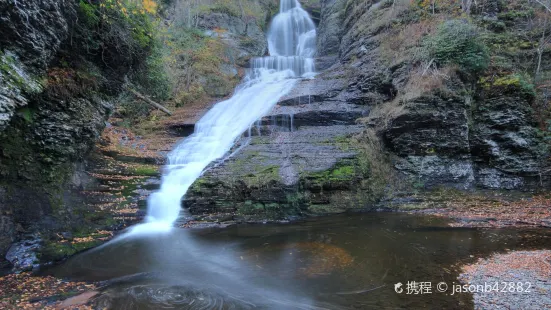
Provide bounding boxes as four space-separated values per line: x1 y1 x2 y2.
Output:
424 20 490 74
72 0 157 77
131 43 171 101
498 9 534 21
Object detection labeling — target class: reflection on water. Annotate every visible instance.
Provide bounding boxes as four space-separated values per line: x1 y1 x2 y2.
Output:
45 213 551 309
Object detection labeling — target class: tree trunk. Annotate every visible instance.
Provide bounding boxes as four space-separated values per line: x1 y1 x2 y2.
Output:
127 88 172 116
535 15 548 81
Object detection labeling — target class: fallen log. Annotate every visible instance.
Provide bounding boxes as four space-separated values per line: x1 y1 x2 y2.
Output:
127 88 172 116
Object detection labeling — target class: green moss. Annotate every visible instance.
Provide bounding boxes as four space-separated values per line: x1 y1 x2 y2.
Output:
241 164 281 187
128 164 159 176
482 19 506 32
307 204 345 214
482 33 534 53
0 53 25 87
0 52 41 93
0 124 75 211
332 165 355 177
189 177 213 192
305 162 358 185
72 240 102 252
479 73 536 99
16 107 35 123
39 242 77 262
78 0 100 26
39 239 102 263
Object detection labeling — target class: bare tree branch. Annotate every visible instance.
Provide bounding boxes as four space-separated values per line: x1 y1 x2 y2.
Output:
534 0 551 13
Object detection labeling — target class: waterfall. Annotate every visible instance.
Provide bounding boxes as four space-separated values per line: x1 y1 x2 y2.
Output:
128 0 316 235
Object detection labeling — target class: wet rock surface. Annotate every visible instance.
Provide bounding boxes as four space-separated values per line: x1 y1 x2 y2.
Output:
5 234 41 271
0 213 15 269
184 67 369 220
184 0 551 221
0 0 69 70
317 0 346 56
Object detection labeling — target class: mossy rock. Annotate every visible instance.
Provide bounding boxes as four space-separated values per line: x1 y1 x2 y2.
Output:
302 161 360 190
479 73 536 99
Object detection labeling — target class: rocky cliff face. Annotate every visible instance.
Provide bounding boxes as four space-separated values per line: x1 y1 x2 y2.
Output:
0 0 69 131
319 0 550 190
0 0 75 268
0 0 282 267
0 0 148 267
185 0 550 221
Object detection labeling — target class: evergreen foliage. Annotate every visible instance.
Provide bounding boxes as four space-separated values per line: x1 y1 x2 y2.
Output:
424 20 490 74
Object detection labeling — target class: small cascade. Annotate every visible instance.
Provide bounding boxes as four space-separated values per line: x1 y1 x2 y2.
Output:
268 0 316 59
128 0 317 234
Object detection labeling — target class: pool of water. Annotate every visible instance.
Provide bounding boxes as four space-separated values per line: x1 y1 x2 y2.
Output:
45 213 551 309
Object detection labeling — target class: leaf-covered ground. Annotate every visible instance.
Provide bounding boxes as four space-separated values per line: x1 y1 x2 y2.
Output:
402 191 551 228
460 250 551 309
0 272 97 309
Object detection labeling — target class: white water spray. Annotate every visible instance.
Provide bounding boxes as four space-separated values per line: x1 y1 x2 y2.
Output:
128 0 317 235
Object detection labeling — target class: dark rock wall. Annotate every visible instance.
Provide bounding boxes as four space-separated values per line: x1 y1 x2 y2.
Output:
320 0 549 190
0 0 113 266
197 12 267 57
316 0 344 55
0 0 69 70
0 0 70 131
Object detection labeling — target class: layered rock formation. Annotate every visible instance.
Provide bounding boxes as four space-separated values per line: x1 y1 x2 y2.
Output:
0 0 75 268
184 67 368 220
317 0 550 191
185 0 550 221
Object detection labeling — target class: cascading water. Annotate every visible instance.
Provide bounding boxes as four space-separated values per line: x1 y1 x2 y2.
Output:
129 0 316 235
